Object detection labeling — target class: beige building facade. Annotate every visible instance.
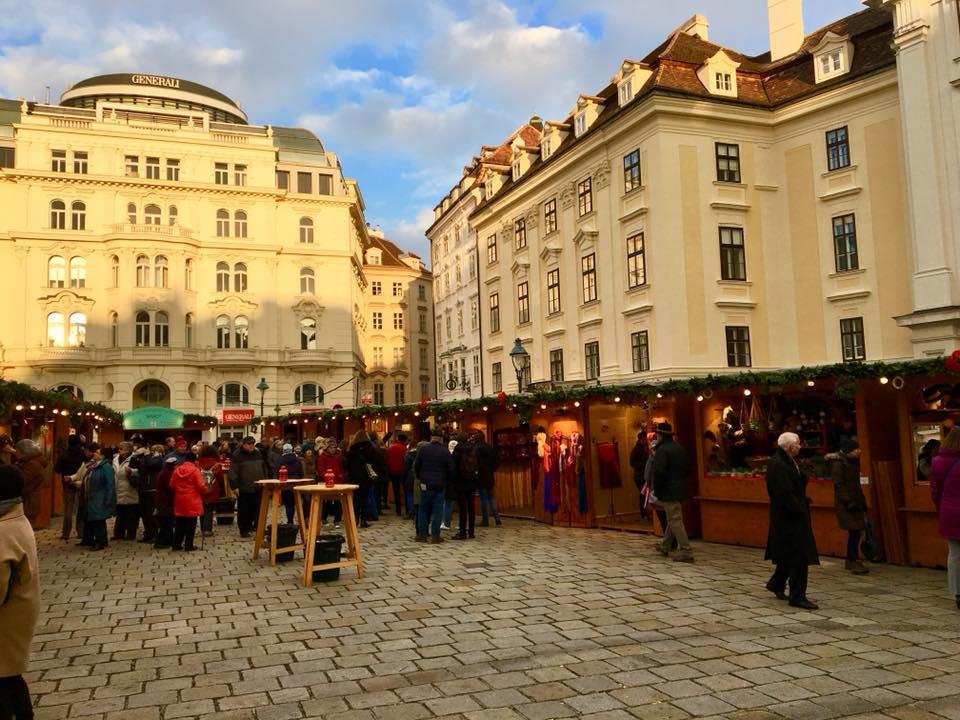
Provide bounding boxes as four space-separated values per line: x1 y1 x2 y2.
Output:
360 232 434 407
0 74 393 430
467 4 917 394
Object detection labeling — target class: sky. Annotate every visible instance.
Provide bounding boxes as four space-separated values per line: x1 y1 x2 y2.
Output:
0 0 865 262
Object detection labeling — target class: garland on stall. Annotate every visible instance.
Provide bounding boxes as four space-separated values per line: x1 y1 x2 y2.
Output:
251 357 948 427
0 380 122 425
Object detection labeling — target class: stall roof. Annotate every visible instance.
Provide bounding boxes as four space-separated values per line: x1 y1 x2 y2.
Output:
123 407 184 431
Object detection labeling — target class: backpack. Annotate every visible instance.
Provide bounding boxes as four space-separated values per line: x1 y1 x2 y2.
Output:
459 445 479 481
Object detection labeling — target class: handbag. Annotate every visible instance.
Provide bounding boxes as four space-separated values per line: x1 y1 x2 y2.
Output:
861 513 883 562
365 463 379 482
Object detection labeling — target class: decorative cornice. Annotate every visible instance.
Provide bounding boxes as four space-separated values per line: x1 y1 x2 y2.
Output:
592 159 611 190
559 182 576 210
38 289 96 311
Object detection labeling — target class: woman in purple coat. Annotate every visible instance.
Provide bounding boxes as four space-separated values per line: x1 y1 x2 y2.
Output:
928 427 960 610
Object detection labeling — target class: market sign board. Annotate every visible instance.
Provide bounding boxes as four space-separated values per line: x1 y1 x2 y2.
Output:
123 406 185 431
220 408 254 425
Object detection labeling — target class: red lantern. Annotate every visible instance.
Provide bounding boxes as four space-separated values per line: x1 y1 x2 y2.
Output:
419 398 429 410
497 390 507 404
278 466 288 483
323 468 336 488
946 350 960 373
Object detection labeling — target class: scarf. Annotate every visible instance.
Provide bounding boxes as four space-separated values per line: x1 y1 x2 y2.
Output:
0 498 22 518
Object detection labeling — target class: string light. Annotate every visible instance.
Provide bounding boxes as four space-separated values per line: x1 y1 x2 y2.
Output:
696 395 704 402
414 411 420 417
540 403 547 410
14 404 23 411
482 406 488 412
573 400 580 408
879 377 889 385
656 393 663 399
806 380 815 387
614 396 621 403
29 405 36 411
743 389 752 396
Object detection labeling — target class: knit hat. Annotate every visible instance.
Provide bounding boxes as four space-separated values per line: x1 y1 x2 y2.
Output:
0 464 24 500
840 438 860 455
282 443 293 453
242 436 257 444
175 436 188 449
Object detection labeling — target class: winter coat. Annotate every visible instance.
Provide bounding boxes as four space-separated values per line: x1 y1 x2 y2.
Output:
629 441 647 491
764 448 819 566
86 459 116 521
113 453 140 506
267 446 283 475
17 456 49 525
155 463 176 516
414 441 453 491
386 441 408 476
138 453 163 494
651 438 687 502
277 452 304 479
0 503 40 676
929 447 960 540
828 453 867 531
346 440 376 489
54 444 86 477
197 457 222 504
451 442 478 492
229 447 269 494
316 451 344 484
302 454 317 481
169 462 208 518
475 441 499 490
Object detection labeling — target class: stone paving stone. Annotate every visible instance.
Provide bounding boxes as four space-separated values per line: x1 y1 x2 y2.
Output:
25 515 960 720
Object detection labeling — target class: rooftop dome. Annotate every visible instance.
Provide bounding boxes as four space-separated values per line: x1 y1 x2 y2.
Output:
60 73 247 124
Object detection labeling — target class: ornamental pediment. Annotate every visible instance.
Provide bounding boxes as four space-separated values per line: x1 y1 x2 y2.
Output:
292 298 326 321
511 256 530 278
540 242 562 262
572 227 598 249
207 295 259 313
38 289 95 310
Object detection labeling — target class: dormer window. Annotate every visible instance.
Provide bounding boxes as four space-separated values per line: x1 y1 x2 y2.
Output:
811 32 853 84
485 178 495 199
618 79 634 106
715 73 732 92
574 111 587 137
696 50 739 98
367 249 382 265
512 160 521 181
541 136 552 160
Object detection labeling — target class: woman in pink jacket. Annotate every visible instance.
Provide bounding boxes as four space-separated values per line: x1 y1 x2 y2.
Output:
928 427 960 610
168 452 208 551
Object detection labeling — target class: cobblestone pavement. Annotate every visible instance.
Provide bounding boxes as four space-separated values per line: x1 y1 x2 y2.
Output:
26 514 960 720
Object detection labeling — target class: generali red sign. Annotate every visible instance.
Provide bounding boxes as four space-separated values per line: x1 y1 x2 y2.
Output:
220 409 255 425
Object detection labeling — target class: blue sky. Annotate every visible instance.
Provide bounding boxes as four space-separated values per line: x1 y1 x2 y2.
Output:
0 0 865 261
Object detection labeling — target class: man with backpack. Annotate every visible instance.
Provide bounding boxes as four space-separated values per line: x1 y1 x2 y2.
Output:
451 433 479 540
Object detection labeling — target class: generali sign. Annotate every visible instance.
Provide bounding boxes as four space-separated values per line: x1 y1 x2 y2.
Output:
219 408 254 425
131 74 181 89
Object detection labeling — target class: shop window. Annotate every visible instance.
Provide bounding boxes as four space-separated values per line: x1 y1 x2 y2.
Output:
715 142 740 183
833 214 858 272
725 326 751 367
719 227 746 281
840 317 865 362
48 256 66 288
826 126 850 171
631 330 650 372
549 349 564 382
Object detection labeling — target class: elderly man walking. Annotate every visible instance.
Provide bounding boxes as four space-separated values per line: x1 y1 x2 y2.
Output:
765 432 820 609
652 422 693 562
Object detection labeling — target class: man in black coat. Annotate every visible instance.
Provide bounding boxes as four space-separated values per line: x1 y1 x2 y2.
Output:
651 422 694 562
765 432 820 609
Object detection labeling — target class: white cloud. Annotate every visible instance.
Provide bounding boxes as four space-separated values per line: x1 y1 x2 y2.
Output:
194 47 242 67
382 207 438 264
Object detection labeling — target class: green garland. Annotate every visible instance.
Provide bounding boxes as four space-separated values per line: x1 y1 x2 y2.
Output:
250 357 948 427
0 380 122 424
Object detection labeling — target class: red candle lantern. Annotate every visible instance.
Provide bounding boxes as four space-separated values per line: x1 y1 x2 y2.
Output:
278 465 288 482
323 468 336 488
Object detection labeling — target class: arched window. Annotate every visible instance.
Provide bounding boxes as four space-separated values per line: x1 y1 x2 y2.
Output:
52 384 83 401
144 204 161 226
136 255 150 287
233 262 247 292
71 201 86 231
300 317 317 350
154 311 169 347
184 313 193 348
68 312 87 347
110 312 119 347
137 381 169 406
127 202 137 224
154 255 168 288
216 209 230 237
234 315 249 349
135 311 151 346
234 210 247 238
46 312 65 347
49 200 66 230
216 383 249 406
294 383 323 406
48 256 65 288
184 258 193 290
216 315 230 348
299 217 314 244
168 205 178 226
216 261 230 292
110 255 119 288
69 257 86 288
299 267 315 294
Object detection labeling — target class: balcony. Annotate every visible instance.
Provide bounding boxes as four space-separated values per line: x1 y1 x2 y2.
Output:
108 223 194 239
26 346 96 370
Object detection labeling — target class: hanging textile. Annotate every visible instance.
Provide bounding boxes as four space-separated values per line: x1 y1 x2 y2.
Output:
595 441 622 489
570 432 588 513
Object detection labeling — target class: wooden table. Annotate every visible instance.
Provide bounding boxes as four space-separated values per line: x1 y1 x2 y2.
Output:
294 484 363 586
252 478 313 565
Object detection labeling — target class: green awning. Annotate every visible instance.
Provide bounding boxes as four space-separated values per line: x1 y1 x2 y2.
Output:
123 406 184 431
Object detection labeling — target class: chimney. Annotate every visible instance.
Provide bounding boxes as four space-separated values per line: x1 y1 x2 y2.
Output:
678 14 709 41
767 0 804 61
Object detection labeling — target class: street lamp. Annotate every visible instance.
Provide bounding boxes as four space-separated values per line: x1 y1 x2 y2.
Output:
509 338 530 393
256 377 269 437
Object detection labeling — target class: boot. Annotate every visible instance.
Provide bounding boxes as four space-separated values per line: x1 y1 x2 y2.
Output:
844 560 869 575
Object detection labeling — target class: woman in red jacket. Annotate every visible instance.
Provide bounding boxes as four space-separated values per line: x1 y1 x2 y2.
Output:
315 437 344 527
168 452 208 551
197 445 222 537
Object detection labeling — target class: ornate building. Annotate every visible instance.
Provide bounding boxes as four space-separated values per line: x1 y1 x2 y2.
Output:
462 2 919 393
0 73 405 433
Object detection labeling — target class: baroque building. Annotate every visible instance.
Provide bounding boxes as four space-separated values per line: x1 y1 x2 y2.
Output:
465 2 918 393
360 231 434 408
0 74 416 433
